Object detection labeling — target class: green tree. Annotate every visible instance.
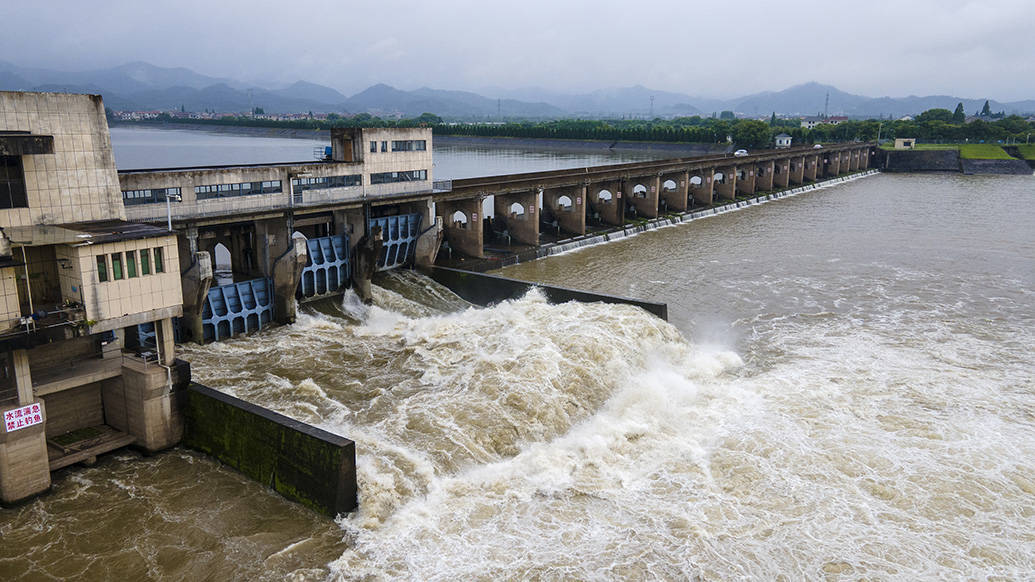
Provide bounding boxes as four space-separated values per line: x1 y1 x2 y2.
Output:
415 112 444 124
980 100 991 117
952 102 965 123
916 108 953 123
719 110 736 120
769 112 777 126
732 119 771 148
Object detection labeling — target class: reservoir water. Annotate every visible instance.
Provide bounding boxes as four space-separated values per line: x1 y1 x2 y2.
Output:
1 130 1033 580
107 126 670 178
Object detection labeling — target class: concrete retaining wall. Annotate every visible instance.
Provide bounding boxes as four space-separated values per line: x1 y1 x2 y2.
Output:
182 383 357 517
960 159 1033 175
881 150 960 172
428 266 668 321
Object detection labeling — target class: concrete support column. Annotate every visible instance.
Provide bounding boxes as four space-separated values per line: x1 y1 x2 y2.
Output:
155 317 176 366
755 161 775 191
543 185 586 236
587 181 624 226
773 159 791 188
789 156 806 185
825 152 841 177
805 155 820 181
493 191 539 246
272 236 308 323
660 172 689 213
0 398 50 504
105 359 188 454
861 148 872 169
735 166 756 197
437 198 485 258
180 251 212 343
406 199 442 269
253 217 292 278
13 349 32 405
713 167 737 201
689 169 714 206
627 175 659 218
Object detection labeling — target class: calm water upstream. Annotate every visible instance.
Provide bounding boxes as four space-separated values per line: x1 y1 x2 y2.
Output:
107 126 667 177
1 132 1033 580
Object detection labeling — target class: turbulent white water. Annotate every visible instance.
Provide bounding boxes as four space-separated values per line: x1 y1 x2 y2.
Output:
181 260 1034 580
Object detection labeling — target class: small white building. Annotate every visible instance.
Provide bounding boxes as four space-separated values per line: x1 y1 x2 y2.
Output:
775 133 792 148
894 138 916 150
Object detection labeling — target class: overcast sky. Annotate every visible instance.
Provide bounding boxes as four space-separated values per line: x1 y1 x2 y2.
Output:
2 0 1033 101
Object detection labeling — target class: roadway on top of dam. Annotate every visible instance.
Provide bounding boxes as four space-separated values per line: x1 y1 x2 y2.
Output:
427 142 873 201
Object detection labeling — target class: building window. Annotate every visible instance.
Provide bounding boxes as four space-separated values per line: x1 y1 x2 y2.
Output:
126 250 138 278
369 169 428 185
195 181 280 200
370 141 377 153
391 140 427 152
0 156 28 209
290 174 362 192
153 247 164 273
140 248 151 275
96 255 109 282
111 253 124 280
380 141 387 152
121 187 181 206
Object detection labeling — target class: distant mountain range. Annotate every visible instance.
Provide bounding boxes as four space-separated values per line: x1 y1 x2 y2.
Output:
2 61 1033 119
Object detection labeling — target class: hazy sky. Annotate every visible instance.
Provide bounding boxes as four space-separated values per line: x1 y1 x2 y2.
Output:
2 0 1033 100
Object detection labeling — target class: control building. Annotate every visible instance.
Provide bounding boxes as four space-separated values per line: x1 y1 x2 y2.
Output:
0 92 186 504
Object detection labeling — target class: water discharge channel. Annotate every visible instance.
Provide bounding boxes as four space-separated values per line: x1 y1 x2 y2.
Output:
1 139 1033 579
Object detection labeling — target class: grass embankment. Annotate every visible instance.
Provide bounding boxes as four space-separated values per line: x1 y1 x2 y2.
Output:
1013 145 1035 160
879 143 1015 159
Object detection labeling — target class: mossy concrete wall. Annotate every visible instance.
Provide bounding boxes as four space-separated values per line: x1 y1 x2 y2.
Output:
881 150 961 172
960 159 1033 175
428 266 668 321
183 383 357 517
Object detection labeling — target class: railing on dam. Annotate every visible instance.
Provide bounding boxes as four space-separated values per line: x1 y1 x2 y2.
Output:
201 278 274 342
370 213 422 271
298 234 351 300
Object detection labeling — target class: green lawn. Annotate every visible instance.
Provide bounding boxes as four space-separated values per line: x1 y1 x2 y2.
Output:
1013 145 1035 160
957 144 1015 159
878 143 1015 159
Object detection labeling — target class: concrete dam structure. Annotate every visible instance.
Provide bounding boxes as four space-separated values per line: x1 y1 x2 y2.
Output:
2 89 876 510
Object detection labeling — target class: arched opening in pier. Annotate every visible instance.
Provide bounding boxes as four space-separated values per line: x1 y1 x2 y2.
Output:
713 172 726 184
213 243 232 271
557 195 573 212
689 175 703 187
662 179 677 192
451 210 469 229
291 231 307 242
756 166 766 177
597 189 613 203
213 242 232 286
508 202 526 220
632 184 648 199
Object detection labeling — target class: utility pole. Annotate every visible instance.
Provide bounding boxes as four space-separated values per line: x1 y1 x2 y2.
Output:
824 91 829 119
649 95 655 119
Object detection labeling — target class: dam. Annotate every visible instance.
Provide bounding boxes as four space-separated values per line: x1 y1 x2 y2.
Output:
1 93 1033 580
